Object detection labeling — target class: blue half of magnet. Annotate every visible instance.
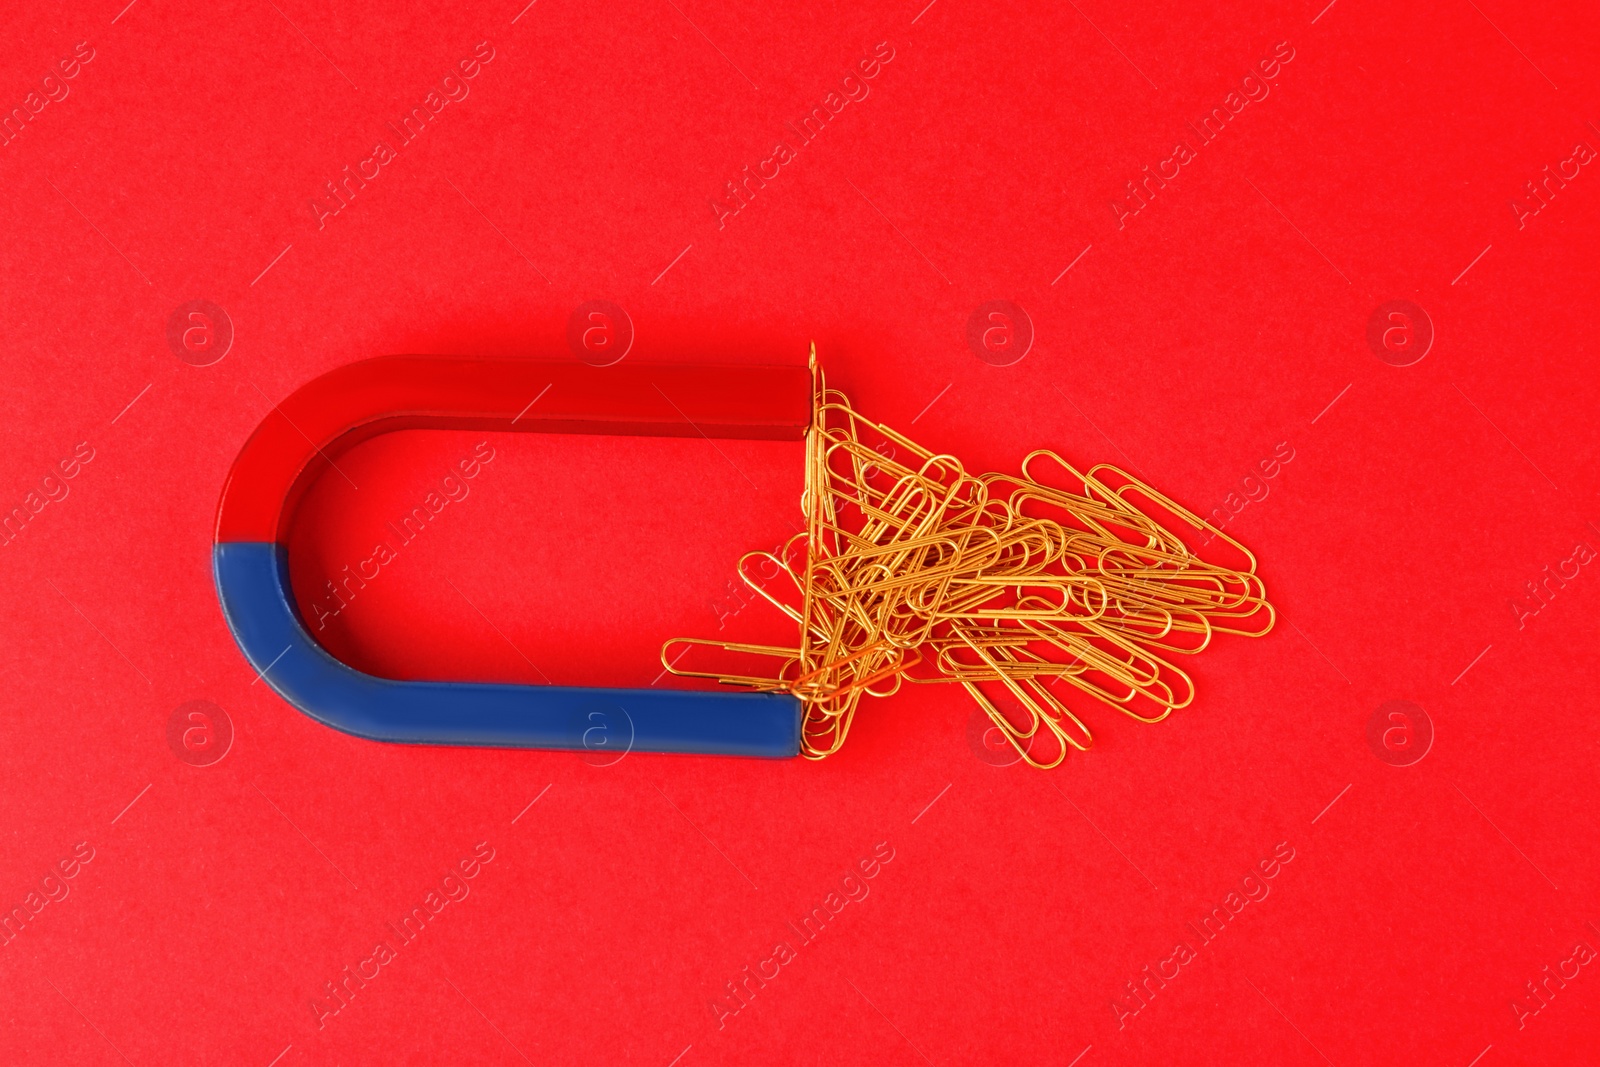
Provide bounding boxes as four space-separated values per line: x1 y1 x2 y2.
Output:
214 541 802 758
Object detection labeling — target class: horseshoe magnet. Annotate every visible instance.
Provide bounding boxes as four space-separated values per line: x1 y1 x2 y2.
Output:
213 356 807 758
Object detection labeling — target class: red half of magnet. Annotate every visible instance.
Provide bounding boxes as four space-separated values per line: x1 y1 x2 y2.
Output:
214 356 813 545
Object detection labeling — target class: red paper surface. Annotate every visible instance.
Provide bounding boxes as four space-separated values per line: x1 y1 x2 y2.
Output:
3 1 1598 1064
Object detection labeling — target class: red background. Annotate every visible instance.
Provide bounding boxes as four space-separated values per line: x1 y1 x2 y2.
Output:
3 0 1599 1063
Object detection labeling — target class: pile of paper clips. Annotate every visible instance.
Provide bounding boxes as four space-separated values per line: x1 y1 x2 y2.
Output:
663 358 1275 768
